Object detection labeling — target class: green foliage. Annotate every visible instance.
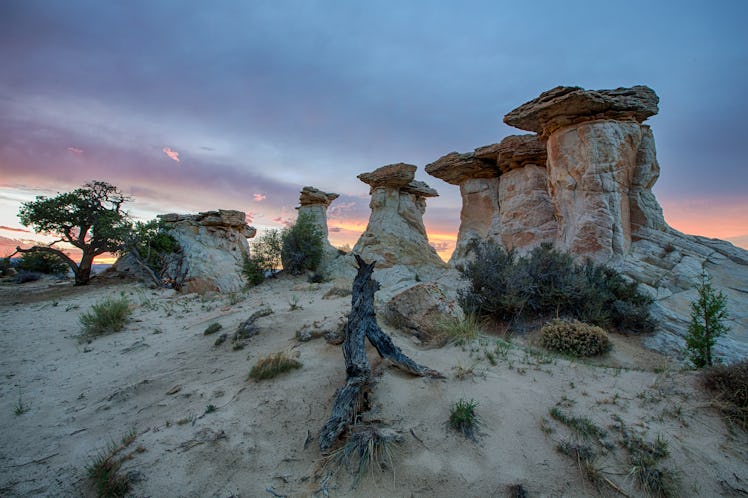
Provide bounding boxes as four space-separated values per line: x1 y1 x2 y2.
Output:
17 251 69 275
80 298 132 336
549 407 607 440
702 360 748 429
436 313 482 346
0 257 11 276
18 181 132 285
539 319 611 357
281 212 324 275
686 271 730 368
243 228 282 286
248 351 302 380
458 241 654 333
86 429 137 498
449 398 480 439
127 219 178 274
203 323 222 335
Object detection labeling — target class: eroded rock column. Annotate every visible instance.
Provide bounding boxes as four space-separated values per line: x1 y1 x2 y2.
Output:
425 151 499 265
504 85 662 261
353 163 445 269
297 186 340 265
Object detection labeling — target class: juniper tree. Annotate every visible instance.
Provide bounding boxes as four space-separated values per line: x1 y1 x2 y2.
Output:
686 271 730 368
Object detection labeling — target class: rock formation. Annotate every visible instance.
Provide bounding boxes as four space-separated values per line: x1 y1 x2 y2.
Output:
158 209 256 294
297 186 340 267
426 134 556 264
353 163 445 270
504 85 662 261
425 151 499 264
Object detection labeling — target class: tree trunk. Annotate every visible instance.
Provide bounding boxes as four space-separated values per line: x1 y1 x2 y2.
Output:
319 255 442 452
75 252 95 286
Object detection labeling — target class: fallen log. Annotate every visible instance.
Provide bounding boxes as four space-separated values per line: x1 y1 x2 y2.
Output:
319 255 442 452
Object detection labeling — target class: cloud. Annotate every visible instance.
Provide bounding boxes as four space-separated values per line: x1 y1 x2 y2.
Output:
429 241 452 252
0 225 30 233
66 146 83 154
162 147 180 162
272 216 293 227
253 193 267 202
245 212 255 224
328 226 342 233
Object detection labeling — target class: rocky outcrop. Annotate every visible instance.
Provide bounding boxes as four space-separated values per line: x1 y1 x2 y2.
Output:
297 186 341 268
505 85 663 262
504 85 659 138
158 209 256 293
384 282 464 343
425 152 499 264
353 163 445 270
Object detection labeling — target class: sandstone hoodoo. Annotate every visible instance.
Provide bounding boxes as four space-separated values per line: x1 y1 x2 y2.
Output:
505 85 663 261
158 209 256 293
297 186 340 266
425 151 499 264
353 163 445 270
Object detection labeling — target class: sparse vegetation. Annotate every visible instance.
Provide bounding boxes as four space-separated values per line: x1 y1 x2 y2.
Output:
16 270 43 283
548 407 606 440
203 322 222 335
435 313 482 345
80 297 132 336
323 285 352 299
17 251 69 275
14 387 28 415
327 425 403 487
685 271 730 368
449 398 480 439
281 212 324 275
702 360 748 429
614 418 676 497
205 404 217 414
243 228 283 286
458 241 653 333
539 319 611 357
124 218 179 286
248 351 302 380
86 429 137 498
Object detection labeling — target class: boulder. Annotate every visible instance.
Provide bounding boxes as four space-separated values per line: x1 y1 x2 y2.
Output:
384 282 465 343
158 209 256 293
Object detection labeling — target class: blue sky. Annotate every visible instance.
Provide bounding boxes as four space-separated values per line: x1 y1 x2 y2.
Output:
1 0 747 256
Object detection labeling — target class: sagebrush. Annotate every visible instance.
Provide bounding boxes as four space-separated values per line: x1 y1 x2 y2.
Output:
539 319 611 357
458 241 653 333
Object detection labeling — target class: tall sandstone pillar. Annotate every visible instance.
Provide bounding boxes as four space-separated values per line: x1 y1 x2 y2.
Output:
504 85 665 261
297 186 340 266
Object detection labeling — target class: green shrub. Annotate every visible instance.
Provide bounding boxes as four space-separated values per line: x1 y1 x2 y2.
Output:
18 251 69 275
540 319 611 357
203 323 222 335
16 270 43 283
243 228 283 286
248 351 302 380
702 360 748 429
458 241 653 333
0 257 12 276
80 298 132 336
686 271 730 368
128 219 179 275
281 212 324 275
449 398 480 439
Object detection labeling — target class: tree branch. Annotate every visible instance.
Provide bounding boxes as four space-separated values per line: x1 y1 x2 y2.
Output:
14 246 79 272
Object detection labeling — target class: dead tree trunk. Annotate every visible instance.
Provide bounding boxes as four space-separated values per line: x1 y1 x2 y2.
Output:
319 255 442 452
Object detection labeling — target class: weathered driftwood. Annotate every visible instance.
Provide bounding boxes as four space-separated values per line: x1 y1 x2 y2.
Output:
319 255 442 452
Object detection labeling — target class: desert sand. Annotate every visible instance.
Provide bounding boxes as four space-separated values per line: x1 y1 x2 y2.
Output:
1 274 746 497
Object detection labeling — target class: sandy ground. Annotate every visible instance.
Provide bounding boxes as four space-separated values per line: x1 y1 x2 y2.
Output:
1 273 746 497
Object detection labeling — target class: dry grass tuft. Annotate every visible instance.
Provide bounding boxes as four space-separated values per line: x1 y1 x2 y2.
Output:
248 351 302 381
327 425 403 487
702 360 748 430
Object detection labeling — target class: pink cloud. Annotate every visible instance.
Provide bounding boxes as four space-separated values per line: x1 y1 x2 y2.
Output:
245 212 255 223
66 146 83 155
162 146 180 162
253 193 267 202
272 216 293 227
328 201 356 218
0 225 31 233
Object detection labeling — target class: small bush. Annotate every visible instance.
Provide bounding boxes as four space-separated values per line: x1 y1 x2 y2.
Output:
0 257 12 276
87 429 137 498
328 425 403 487
702 360 748 429
248 351 302 380
80 298 132 336
16 270 42 283
539 319 611 357
203 323 222 335
244 228 283 286
449 398 480 439
458 241 654 333
436 314 482 346
18 251 69 275
281 212 324 275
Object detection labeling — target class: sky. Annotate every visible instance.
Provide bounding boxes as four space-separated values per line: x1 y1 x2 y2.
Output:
1 0 747 261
